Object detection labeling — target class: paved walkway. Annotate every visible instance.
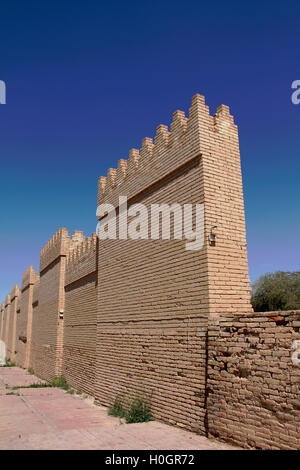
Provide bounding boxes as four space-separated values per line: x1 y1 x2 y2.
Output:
0 367 237 450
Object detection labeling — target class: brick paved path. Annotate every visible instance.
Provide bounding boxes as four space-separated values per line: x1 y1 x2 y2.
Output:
0 367 237 450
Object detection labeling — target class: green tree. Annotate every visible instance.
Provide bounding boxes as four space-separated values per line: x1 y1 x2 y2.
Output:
251 271 300 312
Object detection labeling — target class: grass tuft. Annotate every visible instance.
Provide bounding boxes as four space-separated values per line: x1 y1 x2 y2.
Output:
2 359 16 367
108 395 153 423
125 397 153 424
108 397 126 418
10 376 74 392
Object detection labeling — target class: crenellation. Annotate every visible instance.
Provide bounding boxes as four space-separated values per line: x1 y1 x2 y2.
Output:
21 265 39 291
40 227 70 272
98 176 107 203
96 94 219 209
169 110 188 146
116 159 128 186
151 124 169 161
139 137 154 165
107 168 117 191
10 283 19 301
65 232 97 286
5 294 11 306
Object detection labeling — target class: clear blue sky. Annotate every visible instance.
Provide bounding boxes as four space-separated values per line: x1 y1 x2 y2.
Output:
0 1 299 300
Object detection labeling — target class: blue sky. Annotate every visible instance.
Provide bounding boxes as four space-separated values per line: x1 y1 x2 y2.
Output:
0 0 299 300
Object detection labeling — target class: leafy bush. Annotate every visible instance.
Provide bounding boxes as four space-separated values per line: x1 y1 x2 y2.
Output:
251 271 300 312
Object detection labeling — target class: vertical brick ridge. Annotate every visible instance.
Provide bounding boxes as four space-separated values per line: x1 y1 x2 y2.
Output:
201 102 252 315
6 284 20 361
15 266 39 368
0 302 5 342
3 294 11 351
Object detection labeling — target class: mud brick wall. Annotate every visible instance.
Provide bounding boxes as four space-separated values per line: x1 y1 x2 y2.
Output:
62 234 97 396
207 311 300 449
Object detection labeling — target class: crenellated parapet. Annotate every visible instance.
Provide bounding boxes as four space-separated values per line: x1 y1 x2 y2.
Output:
5 294 11 307
21 265 39 291
40 228 85 272
65 232 97 285
10 283 20 301
40 228 70 272
97 94 238 209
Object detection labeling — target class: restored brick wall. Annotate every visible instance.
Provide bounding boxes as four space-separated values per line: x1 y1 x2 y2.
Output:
62 233 97 396
30 228 84 380
96 165 208 431
94 95 252 430
207 311 300 449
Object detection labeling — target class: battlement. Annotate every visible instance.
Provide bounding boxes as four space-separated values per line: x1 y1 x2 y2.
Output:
5 294 11 306
66 233 97 268
40 228 85 272
65 233 97 285
21 265 39 291
97 94 237 208
10 284 20 301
